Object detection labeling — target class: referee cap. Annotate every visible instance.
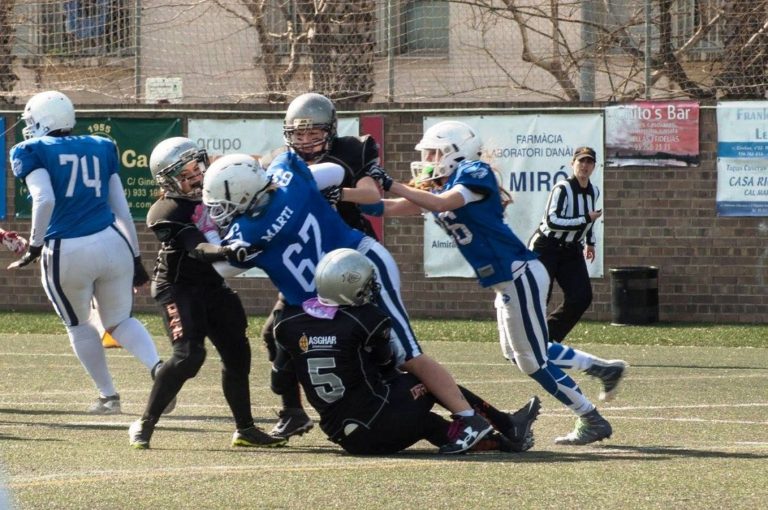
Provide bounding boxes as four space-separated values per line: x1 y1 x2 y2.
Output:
573 146 596 162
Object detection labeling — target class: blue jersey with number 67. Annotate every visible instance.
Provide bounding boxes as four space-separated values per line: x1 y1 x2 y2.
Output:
10 135 119 240
222 151 364 305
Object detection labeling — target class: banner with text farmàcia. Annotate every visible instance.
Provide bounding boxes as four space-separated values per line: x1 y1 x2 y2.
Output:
14 118 181 220
422 114 604 279
716 102 768 216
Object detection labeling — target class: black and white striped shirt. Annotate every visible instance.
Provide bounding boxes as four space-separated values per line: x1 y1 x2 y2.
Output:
531 176 600 246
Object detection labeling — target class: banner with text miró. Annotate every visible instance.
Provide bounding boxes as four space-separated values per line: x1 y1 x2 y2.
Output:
422 114 604 279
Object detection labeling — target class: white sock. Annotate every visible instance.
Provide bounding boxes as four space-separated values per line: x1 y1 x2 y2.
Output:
67 323 117 397
110 317 160 371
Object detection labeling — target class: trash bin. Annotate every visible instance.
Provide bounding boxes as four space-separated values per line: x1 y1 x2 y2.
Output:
610 266 659 325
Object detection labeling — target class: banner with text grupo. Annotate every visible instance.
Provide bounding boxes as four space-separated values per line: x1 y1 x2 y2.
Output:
14 118 182 220
187 117 360 278
423 114 604 279
716 102 768 216
187 118 359 160
605 101 700 167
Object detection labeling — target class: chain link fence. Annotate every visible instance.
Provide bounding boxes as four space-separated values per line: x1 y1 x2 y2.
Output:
1 0 766 105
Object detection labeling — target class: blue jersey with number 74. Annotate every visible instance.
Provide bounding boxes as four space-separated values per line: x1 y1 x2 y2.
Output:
10 135 119 240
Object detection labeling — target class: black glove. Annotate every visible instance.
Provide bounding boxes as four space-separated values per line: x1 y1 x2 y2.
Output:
322 185 343 207
133 256 150 287
7 244 43 270
189 241 259 264
223 240 259 263
367 165 393 192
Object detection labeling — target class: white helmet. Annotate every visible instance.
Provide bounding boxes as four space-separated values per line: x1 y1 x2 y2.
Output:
149 137 209 199
202 154 272 229
315 248 380 306
414 121 482 180
22 91 76 140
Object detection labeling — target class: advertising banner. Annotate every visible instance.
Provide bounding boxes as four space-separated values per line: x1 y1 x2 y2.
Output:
716 102 768 216
14 118 182 219
605 101 699 167
422 114 604 278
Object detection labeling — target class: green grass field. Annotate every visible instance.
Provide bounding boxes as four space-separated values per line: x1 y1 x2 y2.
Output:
1 314 767 509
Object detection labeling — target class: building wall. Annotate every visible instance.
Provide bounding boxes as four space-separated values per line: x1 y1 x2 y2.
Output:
2 104 766 324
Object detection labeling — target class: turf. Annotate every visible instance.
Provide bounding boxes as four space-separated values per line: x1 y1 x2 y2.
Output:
0 315 766 509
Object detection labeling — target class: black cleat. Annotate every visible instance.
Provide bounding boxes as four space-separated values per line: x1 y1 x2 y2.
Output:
438 414 493 454
554 409 612 445
270 409 314 439
232 426 288 448
129 419 154 449
585 359 629 401
503 396 541 452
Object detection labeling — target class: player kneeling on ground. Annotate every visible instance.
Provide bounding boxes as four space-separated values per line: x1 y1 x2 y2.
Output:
273 248 541 455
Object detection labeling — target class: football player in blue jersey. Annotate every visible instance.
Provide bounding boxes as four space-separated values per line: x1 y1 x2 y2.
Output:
8 91 163 415
368 120 614 445
191 151 494 454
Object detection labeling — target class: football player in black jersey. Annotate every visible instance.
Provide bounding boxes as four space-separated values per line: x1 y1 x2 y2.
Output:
265 93 387 439
127 137 286 450
273 248 541 454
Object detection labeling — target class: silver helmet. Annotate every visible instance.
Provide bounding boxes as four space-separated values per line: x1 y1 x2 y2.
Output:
315 248 379 306
149 137 209 198
283 92 337 161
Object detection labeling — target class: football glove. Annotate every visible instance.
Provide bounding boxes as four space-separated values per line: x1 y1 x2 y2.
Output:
8 244 43 269
1 230 28 255
322 185 343 207
133 256 151 287
189 240 260 264
367 165 393 192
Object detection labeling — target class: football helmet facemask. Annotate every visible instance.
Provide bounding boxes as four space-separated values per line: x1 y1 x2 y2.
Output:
315 248 380 307
414 120 482 180
202 154 273 229
22 91 76 140
150 137 209 199
283 93 337 161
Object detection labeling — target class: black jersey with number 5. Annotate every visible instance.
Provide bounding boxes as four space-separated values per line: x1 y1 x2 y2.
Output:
273 303 392 440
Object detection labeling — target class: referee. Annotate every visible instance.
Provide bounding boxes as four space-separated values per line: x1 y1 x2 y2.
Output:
529 146 603 343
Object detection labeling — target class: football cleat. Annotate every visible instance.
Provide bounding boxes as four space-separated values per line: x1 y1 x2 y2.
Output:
438 413 493 454
128 419 155 449
471 431 519 453
503 396 541 452
270 409 314 439
232 426 288 448
554 409 612 445
585 359 629 401
87 394 121 415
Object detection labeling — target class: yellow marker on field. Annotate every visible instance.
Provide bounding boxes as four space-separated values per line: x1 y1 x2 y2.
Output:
102 331 122 349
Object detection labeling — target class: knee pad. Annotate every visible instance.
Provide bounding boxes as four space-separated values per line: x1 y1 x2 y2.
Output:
222 343 251 381
270 366 299 396
167 343 207 379
514 351 544 375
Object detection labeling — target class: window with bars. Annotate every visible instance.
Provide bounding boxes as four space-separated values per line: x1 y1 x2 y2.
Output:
38 0 134 57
